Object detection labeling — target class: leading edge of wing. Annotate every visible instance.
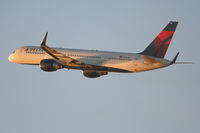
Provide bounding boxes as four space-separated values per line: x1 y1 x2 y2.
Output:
39 32 133 73
40 32 86 66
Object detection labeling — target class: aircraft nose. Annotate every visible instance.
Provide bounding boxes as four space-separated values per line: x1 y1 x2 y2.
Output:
8 54 15 62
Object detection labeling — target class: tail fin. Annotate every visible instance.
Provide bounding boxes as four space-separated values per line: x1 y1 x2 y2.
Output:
140 21 178 58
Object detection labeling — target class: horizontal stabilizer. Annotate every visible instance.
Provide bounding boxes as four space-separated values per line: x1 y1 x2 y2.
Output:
170 52 179 64
174 62 195 64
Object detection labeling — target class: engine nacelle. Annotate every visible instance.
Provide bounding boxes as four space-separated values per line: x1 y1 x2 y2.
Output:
83 70 108 78
39 59 64 72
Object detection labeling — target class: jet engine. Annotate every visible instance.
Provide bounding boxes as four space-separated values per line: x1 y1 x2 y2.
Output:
39 59 64 72
83 70 108 78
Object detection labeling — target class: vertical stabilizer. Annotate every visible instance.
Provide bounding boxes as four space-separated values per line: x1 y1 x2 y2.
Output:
140 21 178 58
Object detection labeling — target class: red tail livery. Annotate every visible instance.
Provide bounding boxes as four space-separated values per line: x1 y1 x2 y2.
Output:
141 21 178 58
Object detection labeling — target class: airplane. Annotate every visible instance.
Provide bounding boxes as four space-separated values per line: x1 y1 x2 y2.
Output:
8 21 179 78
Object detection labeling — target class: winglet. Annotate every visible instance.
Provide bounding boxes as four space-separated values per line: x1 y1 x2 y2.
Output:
170 52 179 64
40 32 48 46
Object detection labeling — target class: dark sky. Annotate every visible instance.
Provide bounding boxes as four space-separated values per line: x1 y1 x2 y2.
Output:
1 0 200 133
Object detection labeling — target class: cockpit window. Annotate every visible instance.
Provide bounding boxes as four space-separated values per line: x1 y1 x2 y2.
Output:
12 51 15 53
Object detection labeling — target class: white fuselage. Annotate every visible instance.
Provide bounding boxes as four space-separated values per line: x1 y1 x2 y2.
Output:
8 46 171 73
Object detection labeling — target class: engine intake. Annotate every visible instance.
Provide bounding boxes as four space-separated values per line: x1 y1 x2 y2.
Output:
39 59 64 72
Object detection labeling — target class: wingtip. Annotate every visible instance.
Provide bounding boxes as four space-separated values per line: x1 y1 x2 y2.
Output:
170 21 178 23
40 32 48 46
45 32 48 36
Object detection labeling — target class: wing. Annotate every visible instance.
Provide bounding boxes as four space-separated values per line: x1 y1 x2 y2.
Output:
40 32 88 66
